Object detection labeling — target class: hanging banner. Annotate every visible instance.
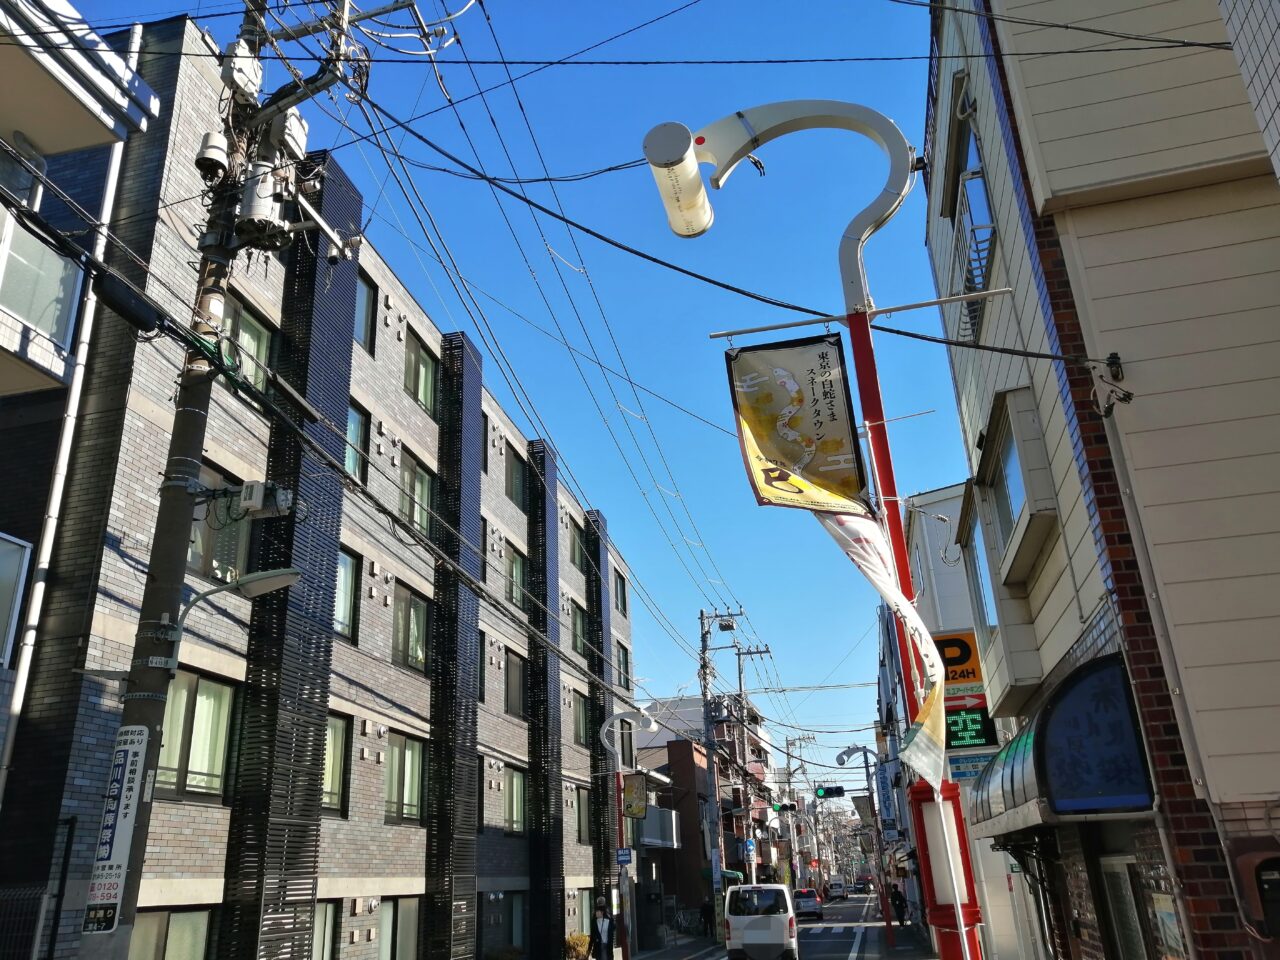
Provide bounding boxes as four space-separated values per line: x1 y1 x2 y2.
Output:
725 334 868 513
622 773 648 819
851 795 875 825
816 512 946 791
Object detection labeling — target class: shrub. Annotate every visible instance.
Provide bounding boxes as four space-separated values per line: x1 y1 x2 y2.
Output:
565 933 590 960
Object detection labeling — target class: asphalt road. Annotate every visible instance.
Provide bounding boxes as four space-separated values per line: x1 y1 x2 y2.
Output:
795 893 879 959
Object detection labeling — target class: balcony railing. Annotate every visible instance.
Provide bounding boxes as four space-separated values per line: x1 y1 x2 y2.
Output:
951 171 996 341
0 204 81 346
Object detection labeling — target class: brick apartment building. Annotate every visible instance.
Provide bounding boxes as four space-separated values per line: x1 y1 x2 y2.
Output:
0 15 640 959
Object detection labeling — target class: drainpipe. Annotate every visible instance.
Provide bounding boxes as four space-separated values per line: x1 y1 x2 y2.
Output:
0 24 143 813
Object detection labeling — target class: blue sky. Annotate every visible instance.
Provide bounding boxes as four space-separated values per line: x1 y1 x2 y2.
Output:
87 0 968 785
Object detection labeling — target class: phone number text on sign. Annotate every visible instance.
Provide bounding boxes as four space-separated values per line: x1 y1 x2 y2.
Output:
82 724 149 934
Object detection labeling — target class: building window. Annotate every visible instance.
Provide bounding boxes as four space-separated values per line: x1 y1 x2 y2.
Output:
354 270 377 354
505 543 527 612
504 767 526 833
157 671 234 799
570 519 587 573
571 601 588 656
577 786 591 844
312 901 338 960
573 691 589 747
346 402 369 482
476 754 486 833
322 715 349 814
619 718 634 769
505 442 528 512
508 892 526 949
945 108 995 339
0 532 32 667
378 897 419 960
505 649 528 719
481 411 490 473
617 644 632 692
0 205 81 345
385 732 425 824
613 571 628 617
187 463 249 583
131 908 211 960
479 518 489 582
992 425 1025 548
334 549 360 641
393 583 432 672
962 510 999 650
399 450 435 537
404 328 439 418
577 889 593 935
477 629 486 703
227 294 271 391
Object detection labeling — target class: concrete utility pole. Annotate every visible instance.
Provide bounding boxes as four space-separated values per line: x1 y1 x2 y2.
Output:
733 639 768 884
78 4 372 955
699 608 740 942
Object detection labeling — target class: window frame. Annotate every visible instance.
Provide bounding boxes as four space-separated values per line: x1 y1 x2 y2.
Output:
619 717 635 769
225 293 272 393
403 326 440 419
941 85 996 339
156 670 235 802
399 449 435 538
504 442 528 513
130 907 213 960
504 649 528 720
613 570 628 617
312 900 339 960
384 731 426 825
504 766 527 834
477 629 486 704
569 519 587 573
392 582 432 674
617 643 632 692
479 517 489 582
481 411 490 474
505 542 527 612
346 401 370 483
353 270 377 355
0 531 33 669
334 548 360 642
321 714 350 816
379 896 420 960
572 691 589 747
576 785 591 844
571 601 588 656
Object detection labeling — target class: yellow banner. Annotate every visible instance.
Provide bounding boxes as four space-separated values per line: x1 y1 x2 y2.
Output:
622 773 647 819
726 335 868 513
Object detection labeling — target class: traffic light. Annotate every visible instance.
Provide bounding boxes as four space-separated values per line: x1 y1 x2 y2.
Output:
814 785 846 799
772 802 798 813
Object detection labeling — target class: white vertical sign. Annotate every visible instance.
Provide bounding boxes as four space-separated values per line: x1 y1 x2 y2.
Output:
82 724 149 934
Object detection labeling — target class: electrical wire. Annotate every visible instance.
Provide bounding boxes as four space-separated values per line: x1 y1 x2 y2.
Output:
883 0 1233 50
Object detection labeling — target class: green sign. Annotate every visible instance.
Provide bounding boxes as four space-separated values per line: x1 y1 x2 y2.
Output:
945 708 998 749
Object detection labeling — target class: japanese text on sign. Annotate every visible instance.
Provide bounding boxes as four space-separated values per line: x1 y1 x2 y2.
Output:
82 725 149 934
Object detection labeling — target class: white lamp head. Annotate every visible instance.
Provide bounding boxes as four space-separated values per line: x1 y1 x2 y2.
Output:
642 121 713 238
232 567 302 599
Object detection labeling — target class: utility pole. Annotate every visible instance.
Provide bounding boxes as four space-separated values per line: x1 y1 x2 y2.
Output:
78 4 372 955
733 638 767 884
699 608 741 942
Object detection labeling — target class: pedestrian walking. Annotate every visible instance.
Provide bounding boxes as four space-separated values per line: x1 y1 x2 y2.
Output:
700 897 714 936
587 897 617 960
889 883 908 927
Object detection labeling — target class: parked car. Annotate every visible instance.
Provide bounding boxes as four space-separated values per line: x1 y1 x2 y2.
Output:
852 879 869 894
725 884 799 960
793 887 824 921
826 878 847 901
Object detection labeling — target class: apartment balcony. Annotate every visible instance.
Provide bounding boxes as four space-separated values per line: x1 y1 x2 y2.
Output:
638 808 680 849
0 203 82 394
0 0 159 157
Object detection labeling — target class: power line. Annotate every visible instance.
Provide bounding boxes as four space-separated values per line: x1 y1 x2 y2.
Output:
884 0 1232 50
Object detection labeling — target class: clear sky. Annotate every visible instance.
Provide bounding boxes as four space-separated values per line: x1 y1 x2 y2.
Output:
84 0 968 790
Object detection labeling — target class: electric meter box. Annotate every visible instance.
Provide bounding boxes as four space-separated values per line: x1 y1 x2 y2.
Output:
221 39 262 104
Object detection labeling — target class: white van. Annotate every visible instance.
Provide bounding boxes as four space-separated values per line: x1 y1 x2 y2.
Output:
826 877 847 901
724 884 798 960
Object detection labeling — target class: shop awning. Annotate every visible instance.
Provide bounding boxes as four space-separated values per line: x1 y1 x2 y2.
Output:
967 654 1154 839
702 867 746 884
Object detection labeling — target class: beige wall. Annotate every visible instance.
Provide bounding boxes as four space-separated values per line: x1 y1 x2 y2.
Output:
1059 173 1280 803
995 0 1268 211
927 10 1105 716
